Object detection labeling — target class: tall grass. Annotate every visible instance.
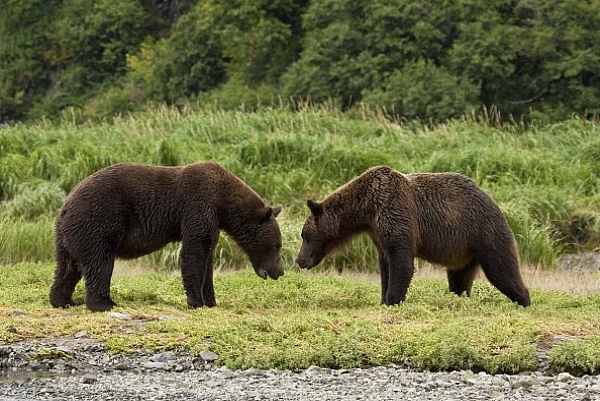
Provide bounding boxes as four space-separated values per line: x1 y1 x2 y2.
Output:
0 217 55 263
1 105 599 270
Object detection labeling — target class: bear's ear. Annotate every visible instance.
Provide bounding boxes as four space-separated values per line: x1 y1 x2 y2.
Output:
272 204 283 218
306 199 323 216
260 206 281 221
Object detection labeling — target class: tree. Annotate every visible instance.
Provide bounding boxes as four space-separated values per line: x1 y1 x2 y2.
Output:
362 59 479 122
127 6 226 102
446 0 600 119
200 0 309 87
284 0 600 121
0 0 60 122
282 0 465 110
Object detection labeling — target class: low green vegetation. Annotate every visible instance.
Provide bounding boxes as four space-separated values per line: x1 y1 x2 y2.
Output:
1 106 599 268
1 263 599 374
1 106 600 373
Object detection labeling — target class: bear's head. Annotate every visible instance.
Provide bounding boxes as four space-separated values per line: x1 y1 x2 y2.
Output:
296 199 338 269
242 204 284 280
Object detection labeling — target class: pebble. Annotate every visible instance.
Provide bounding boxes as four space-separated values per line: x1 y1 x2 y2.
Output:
149 351 177 363
199 349 219 362
18 343 600 401
557 372 575 382
81 375 98 384
2 340 599 401
143 361 166 369
107 312 132 321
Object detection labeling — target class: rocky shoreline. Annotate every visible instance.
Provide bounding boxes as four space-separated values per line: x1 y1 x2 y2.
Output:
1 337 599 401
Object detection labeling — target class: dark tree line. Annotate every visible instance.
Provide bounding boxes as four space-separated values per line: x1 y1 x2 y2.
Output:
1 0 599 123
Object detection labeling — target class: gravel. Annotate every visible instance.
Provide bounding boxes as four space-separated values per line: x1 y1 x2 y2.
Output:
1 338 600 401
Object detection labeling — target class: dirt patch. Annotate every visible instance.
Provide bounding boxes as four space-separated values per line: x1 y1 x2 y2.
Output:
535 335 582 375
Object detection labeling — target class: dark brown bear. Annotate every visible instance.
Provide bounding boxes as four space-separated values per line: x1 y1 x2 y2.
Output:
296 166 531 307
50 161 284 312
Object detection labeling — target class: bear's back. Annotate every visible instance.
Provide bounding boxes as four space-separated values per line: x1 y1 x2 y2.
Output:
405 172 513 265
61 163 183 217
406 172 501 218
56 163 186 246
56 162 237 259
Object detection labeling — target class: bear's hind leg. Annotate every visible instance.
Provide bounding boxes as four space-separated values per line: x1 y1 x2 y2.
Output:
50 243 83 308
82 249 118 312
478 252 531 307
447 259 479 297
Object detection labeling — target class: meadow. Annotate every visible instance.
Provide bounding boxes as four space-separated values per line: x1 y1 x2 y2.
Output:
1 105 599 373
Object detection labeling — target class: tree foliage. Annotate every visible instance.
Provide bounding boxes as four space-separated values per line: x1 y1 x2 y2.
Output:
0 0 61 122
126 8 226 103
1 0 599 123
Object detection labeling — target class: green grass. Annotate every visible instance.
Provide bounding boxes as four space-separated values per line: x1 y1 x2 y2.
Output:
1 106 599 269
1 263 599 374
1 106 600 373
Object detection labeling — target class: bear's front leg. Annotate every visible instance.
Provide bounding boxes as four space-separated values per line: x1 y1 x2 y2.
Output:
83 257 118 312
384 248 415 306
181 244 206 308
377 252 390 305
181 229 218 308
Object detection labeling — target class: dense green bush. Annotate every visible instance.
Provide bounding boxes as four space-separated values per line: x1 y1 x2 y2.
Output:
2 0 599 122
127 9 226 103
0 0 60 122
361 59 479 122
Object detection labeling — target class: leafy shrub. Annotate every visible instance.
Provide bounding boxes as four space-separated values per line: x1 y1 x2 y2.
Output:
126 10 226 103
362 59 480 123
548 337 600 375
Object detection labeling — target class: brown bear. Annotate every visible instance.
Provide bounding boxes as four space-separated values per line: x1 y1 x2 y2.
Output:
50 161 284 312
296 166 531 307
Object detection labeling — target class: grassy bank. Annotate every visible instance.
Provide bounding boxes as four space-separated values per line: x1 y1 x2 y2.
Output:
1 106 599 269
1 263 599 374
1 106 599 373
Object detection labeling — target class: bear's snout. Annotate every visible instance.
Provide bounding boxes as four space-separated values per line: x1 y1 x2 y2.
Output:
255 264 284 280
295 256 314 270
296 242 320 269
269 268 284 280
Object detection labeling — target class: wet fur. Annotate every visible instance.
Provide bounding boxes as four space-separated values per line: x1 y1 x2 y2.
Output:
50 162 283 312
297 166 531 307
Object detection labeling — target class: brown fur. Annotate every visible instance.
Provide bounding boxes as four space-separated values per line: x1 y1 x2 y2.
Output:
296 166 531 307
50 162 283 312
